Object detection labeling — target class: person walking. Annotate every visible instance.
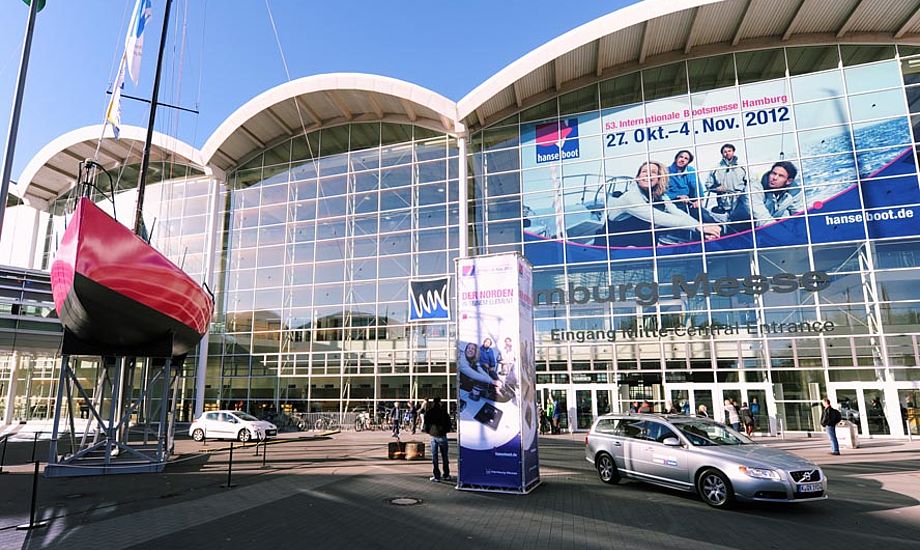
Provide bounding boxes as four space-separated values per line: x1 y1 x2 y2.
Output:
740 402 755 436
390 401 402 438
820 398 842 455
697 404 709 418
424 397 453 482
724 399 741 431
408 402 419 435
551 397 562 434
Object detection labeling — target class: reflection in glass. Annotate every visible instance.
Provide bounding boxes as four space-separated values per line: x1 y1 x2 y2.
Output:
787 46 839 76
642 62 688 101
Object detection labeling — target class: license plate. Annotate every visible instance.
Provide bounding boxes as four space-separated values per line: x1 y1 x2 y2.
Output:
797 482 822 493
265 430 277 437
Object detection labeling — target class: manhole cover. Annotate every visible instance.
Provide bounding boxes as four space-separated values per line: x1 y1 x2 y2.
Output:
388 497 422 506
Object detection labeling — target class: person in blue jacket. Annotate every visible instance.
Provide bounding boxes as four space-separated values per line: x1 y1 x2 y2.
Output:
478 338 499 379
667 150 702 211
667 149 721 229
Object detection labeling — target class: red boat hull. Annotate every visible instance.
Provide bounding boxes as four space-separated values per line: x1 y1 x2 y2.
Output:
51 197 213 356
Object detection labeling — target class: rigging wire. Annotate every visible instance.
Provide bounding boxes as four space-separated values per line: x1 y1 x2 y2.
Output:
190 0 208 151
91 1 133 164
264 0 317 165
0 42 21 82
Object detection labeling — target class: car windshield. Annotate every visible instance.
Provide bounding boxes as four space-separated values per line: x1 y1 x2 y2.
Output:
234 412 259 422
674 420 752 446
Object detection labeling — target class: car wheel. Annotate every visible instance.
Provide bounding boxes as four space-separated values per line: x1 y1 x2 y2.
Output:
192 429 204 442
697 468 734 509
238 429 252 443
595 453 620 484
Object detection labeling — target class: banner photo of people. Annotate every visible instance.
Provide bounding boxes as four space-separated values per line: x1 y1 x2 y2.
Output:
520 60 920 266
456 253 540 493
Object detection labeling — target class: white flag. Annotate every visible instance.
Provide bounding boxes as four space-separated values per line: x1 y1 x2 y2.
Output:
124 0 153 85
105 56 127 140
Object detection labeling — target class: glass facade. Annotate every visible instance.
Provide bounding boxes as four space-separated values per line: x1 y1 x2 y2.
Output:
5 43 920 438
210 123 460 417
470 44 920 435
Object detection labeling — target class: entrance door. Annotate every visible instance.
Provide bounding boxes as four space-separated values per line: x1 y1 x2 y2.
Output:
899 388 920 437
668 385 714 417
574 386 617 430
828 384 911 437
540 385 619 432
540 386 570 433
667 383 774 433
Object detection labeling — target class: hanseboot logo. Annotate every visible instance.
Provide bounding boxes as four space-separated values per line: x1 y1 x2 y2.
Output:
536 118 580 163
408 277 450 321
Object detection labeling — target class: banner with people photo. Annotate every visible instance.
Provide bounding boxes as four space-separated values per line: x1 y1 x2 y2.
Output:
520 58 920 265
456 253 540 493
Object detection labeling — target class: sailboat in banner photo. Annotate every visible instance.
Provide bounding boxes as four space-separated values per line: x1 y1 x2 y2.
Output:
50 0 213 358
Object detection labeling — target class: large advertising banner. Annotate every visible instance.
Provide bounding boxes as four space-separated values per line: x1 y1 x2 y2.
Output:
456 253 540 493
520 59 920 266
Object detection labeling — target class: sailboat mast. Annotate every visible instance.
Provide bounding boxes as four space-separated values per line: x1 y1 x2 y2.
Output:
0 0 40 240
133 0 173 236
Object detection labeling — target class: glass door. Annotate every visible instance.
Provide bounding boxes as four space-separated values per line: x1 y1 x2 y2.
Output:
667 383 774 433
899 388 920 436
538 385 621 432
745 388 769 434
539 386 570 434
668 384 715 418
574 386 617 430
829 384 909 437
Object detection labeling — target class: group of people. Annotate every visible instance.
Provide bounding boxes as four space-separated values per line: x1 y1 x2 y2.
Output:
720 398 760 436
624 396 762 437
539 397 563 434
458 337 518 403
388 401 426 438
599 144 804 247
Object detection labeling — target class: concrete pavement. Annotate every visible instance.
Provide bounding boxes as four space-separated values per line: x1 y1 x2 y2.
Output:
0 428 917 549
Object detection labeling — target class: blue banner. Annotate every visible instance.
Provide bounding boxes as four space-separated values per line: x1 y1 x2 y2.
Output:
519 61 920 267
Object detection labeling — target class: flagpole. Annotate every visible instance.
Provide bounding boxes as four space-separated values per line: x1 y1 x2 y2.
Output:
133 0 172 236
0 0 39 240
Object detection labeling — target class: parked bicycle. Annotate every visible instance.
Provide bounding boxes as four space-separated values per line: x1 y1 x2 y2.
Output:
354 411 371 432
314 414 340 432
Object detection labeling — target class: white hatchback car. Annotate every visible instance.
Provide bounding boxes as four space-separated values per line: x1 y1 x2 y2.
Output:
189 411 278 442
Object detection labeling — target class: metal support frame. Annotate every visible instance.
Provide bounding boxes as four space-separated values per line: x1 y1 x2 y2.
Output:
45 352 184 477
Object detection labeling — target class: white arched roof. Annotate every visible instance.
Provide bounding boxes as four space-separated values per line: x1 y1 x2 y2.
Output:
458 0 920 129
201 73 459 172
15 124 209 209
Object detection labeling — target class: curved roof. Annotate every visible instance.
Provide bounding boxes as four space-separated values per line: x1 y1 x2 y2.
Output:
458 0 920 129
15 124 208 209
202 73 459 172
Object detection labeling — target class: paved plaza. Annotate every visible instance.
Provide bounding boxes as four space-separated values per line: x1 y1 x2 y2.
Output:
0 427 918 549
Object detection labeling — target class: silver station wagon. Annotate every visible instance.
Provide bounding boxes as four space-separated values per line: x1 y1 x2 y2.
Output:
586 413 827 508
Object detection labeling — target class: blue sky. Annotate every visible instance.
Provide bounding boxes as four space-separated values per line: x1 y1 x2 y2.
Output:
0 1 633 180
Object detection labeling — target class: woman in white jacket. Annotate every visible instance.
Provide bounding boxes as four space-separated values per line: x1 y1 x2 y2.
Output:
602 161 721 246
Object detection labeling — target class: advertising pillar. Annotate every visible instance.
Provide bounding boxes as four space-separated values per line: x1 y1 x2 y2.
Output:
456 252 540 493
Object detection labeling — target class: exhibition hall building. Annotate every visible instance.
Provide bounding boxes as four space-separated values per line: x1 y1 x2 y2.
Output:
2 0 920 437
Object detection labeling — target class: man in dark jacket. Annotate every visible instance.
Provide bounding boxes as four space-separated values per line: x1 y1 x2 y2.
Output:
423 397 453 482
820 398 842 455
390 401 402 438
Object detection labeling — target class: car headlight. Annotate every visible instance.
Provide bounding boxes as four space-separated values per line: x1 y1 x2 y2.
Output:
739 466 781 480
